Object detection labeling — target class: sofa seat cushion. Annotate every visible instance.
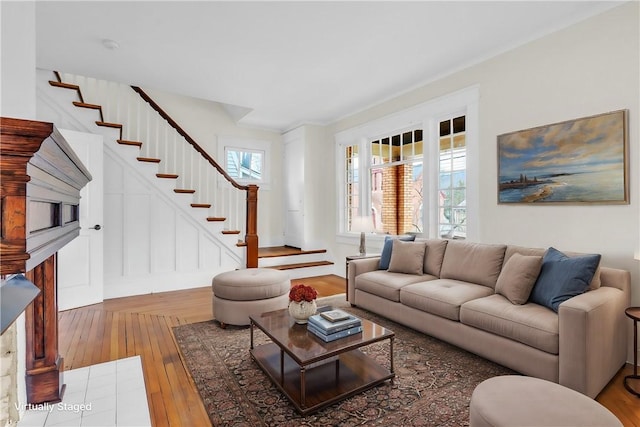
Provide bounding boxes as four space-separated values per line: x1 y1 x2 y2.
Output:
460 294 559 354
356 271 436 302
400 279 494 321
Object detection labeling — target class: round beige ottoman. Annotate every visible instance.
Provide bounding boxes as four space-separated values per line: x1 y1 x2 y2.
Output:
212 268 290 327
469 376 622 427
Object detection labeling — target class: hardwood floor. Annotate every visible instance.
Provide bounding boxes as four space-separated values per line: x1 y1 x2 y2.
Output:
58 275 638 427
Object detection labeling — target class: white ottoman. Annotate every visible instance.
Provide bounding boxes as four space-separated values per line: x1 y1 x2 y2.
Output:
212 268 290 327
469 376 622 427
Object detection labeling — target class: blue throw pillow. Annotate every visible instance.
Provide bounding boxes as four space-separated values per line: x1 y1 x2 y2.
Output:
379 235 416 270
529 247 601 312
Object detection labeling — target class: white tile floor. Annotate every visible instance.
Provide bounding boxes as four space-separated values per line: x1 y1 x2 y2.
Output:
18 356 151 427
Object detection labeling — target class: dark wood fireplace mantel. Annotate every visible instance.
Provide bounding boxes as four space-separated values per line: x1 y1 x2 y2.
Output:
1 116 91 404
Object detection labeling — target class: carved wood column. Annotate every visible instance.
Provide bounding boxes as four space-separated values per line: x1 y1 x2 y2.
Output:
24 254 64 403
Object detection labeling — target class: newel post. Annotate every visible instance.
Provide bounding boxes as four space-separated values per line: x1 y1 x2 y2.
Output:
245 185 259 268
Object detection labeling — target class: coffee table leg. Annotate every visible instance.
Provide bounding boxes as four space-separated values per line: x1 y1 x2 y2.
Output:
300 366 306 408
390 336 395 384
250 320 254 350
280 349 284 385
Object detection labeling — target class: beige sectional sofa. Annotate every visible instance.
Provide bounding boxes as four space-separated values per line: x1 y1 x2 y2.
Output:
347 238 631 398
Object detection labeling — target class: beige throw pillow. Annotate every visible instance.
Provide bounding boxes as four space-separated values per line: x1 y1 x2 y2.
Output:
388 240 427 275
495 253 543 305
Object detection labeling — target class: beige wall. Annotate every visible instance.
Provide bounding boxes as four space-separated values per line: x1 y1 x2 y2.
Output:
322 2 639 312
142 88 285 247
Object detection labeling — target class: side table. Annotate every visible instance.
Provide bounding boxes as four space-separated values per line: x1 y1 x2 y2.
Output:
345 254 379 302
624 306 640 397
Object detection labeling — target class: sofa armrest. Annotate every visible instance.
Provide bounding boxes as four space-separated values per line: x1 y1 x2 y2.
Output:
558 279 630 398
347 257 381 303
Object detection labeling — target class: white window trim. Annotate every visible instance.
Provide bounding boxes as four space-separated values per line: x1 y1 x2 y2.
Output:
335 85 479 244
217 135 271 190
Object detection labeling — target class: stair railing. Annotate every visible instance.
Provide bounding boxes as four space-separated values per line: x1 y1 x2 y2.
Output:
58 73 258 268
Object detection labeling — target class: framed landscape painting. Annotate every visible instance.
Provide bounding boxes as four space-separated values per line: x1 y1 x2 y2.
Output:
497 110 628 204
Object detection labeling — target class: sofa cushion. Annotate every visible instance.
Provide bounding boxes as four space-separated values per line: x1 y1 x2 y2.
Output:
495 253 543 305
460 294 559 354
506 245 601 290
416 238 448 276
440 241 507 288
529 247 601 312
356 270 434 302
379 235 415 270
388 240 427 275
400 279 494 321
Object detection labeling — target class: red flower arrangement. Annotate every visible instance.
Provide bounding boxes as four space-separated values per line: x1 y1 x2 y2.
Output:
289 284 318 303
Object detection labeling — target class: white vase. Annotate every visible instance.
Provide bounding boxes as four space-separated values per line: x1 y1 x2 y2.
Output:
288 300 317 324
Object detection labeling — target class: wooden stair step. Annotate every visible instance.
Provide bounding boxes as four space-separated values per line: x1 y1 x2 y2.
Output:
137 157 161 163
221 230 241 235
49 80 80 90
96 121 122 129
236 241 247 247
190 203 211 208
72 101 101 110
206 217 226 222
268 261 334 270
118 139 143 148
73 101 104 122
156 173 179 179
49 80 85 103
174 189 195 194
258 246 328 258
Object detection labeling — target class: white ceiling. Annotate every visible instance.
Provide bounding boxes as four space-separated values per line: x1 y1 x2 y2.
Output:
36 1 622 132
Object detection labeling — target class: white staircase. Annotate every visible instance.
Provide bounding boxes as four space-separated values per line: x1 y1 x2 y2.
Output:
36 69 245 297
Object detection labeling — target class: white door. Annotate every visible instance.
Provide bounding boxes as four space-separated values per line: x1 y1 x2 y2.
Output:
57 129 104 310
284 137 305 249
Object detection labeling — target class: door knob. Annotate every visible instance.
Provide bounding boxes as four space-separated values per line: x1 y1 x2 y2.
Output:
90 224 102 230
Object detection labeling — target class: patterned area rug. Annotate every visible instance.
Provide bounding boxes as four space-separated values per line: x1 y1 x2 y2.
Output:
172 305 515 426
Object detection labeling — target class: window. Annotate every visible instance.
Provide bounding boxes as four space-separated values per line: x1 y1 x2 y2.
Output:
335 86 477 241
345 144 360 231
218 136 271 189
438 116 466 239
369 129 423 234
225 148 263 181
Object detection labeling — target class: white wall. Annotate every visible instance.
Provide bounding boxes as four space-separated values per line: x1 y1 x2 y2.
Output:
0 2 36 423
1 1 36 119
321 3 639 310
142 88 285 247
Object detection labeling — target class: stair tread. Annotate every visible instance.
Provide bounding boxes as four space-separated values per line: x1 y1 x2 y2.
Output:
268 261 334 270
221 230 241 234
96 121 122 128
73 101 101 110
258 246 328 258
137 157 161 163
157 173 179 179
206 217 226 222
49 80 80 90
174 189 195 194
191 203 211 208
118 139 143 147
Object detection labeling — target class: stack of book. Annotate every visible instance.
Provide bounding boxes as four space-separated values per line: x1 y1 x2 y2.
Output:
307 309 362 342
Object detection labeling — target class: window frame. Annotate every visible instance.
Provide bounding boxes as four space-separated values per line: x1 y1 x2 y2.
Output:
335 86 479 244
217 136 271 190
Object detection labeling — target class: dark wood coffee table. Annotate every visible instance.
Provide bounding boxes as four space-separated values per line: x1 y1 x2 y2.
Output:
249 308 395 415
